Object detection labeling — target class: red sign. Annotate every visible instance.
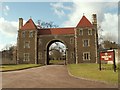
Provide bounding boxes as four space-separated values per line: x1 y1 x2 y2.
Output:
100 51 114 61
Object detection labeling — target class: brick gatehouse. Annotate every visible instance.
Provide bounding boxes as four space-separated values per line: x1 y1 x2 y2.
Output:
17 14 98 65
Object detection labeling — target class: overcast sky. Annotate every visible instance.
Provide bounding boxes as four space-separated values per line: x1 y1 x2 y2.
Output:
0 0 119 51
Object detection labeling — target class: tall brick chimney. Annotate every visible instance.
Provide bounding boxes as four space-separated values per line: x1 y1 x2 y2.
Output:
92 14 97 28
19 18 23 30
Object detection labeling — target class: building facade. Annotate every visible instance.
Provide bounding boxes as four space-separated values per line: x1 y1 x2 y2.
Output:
17 14 98 65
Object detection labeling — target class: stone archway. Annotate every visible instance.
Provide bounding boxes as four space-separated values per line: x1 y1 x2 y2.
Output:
46 39 68 65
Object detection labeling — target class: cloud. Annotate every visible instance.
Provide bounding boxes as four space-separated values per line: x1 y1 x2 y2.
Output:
0 17 18 37
101 13 118 43
0 17 18 50
5 5 10 11
55 1 118 43
0 42 5 51
61 2 117 26
3 5 10 16
50 2 72 17
0 17 26 37
0 17 27 51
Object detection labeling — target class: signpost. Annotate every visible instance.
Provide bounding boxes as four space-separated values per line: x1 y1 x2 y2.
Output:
99 49 116 72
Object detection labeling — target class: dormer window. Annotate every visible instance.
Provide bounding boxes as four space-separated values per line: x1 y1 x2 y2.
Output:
24 41 30 48
29 31 33 37
88 29 92 35
70 38 74 44
22 31 25 38
83 39 90 47
79 28 83 35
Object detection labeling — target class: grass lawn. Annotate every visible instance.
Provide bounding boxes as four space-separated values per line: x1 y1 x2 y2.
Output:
49 60 64 64
0 64 41 72
67 63 118 84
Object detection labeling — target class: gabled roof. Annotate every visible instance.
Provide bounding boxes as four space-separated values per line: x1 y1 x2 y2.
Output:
21 19 37 30
76 15 93 28
38 28 75 35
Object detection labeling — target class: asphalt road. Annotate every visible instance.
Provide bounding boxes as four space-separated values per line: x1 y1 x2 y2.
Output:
2 65 118 88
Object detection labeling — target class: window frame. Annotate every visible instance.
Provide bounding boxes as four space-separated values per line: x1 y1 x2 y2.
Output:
23 53 30 61
83 52 90 61
24 41 30 48
83 39 90 47
79 28 83 35
29 31 33 37
38 52 42 59
70 38 74 44
88 29 92 35
71 52 74 58
38 38 42 45
22 31 25 38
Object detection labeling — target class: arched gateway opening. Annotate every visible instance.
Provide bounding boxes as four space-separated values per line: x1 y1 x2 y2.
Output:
46 40 67 65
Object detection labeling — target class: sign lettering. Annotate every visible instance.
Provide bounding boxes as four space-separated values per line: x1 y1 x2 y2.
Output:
100 51 114 61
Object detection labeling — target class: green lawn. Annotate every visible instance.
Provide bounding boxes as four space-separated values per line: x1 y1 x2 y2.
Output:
67 64 118 84
0 64 41 72
49 60 64 64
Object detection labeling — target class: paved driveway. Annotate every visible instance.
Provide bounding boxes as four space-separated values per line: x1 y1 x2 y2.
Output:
2 65 117 88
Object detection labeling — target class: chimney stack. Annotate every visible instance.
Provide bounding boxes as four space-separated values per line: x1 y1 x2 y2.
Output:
92 14 97 24
19 18 23 30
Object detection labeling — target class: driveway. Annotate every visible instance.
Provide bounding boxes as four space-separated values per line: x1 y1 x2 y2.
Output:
2 65 117 88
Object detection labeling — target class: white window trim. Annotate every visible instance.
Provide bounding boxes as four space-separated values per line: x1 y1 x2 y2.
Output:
39 39 42 45
29 31 33 37
22 31 25 38
79 28 83 35
83 52 90 61
71 52 74 58
38 52 42 59
88 29 92 35
24 41 30 48
70 38 74 44
82 39 90 47
23 53 30 61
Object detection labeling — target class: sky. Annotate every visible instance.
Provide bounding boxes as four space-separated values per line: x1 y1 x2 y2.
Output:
0 0 119 51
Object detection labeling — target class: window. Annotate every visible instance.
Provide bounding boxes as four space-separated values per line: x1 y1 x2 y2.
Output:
24 41 30 48
88 29 92 35
38 52 42 59
22 31 25 38
29 31 33 37
38 39 42 45
79 28 83 35
24 53 30 61
83 39 90 47
83 52 90 61
70 38 74 44
71 52 74 58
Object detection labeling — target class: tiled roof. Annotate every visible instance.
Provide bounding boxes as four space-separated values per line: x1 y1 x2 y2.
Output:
76 16 93 28
38 28 75 35
20 15 93 35
21 19 37 30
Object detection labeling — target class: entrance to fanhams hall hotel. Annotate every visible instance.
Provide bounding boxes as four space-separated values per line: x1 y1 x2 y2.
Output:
46 40 68 65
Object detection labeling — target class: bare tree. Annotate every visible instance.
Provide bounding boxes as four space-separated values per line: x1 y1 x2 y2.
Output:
37 20 59 28
97 25 103 44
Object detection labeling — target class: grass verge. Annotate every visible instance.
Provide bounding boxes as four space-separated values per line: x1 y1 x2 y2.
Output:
67 63 118 84
0 64 42 72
